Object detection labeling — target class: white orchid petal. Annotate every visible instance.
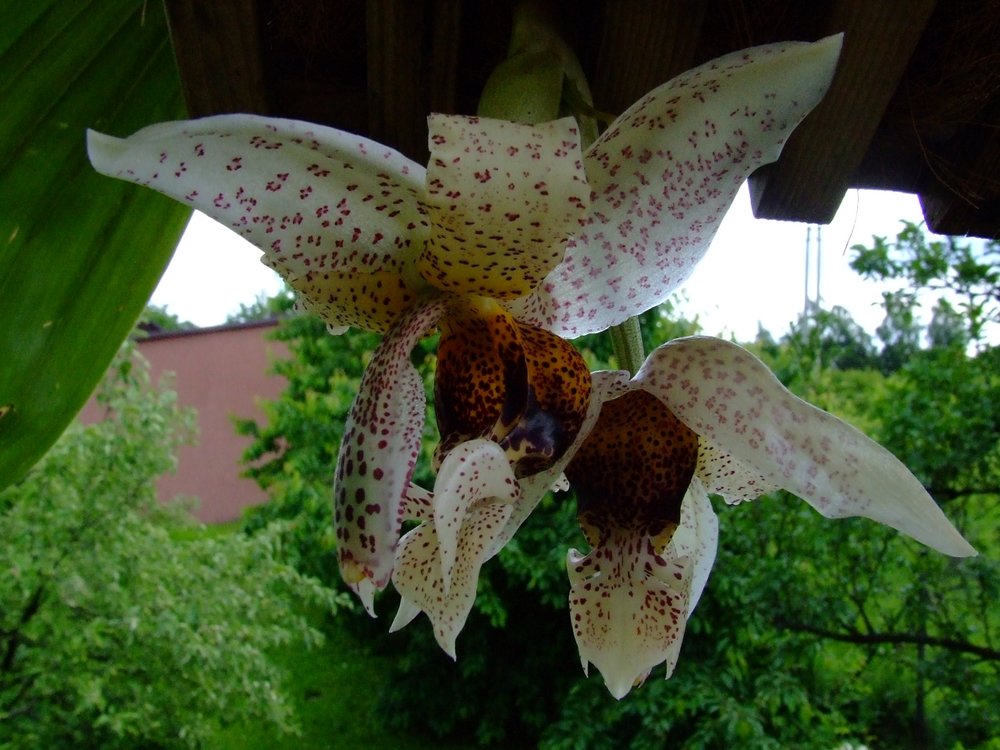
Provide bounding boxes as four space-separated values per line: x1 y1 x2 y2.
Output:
638 336 977 557
401 483 434 522
695 438 780 504
419 115 589 300
87 115 431 332
567 530 693 699
393 500 514 659
668 478 719 617
349 578 379 618
334 300 446 604
389 594 423 633
514 35 843 336
431 439 521 594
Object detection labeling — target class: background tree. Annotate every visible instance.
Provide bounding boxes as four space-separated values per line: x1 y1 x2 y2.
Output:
0 347 344 749
226 286 297 325
137 303 196 334
237 226 998 748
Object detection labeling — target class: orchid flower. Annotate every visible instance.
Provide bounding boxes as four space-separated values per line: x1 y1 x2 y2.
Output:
87 36 842 644
562 335 977 699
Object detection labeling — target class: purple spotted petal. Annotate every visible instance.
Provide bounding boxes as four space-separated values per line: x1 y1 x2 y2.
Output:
432 439 522 594
637 336 977 558
512 35 843 336
401 484 434 522
670 478 719 616
567 523 692 700
334 299 446 614
694 439 779 504
87 115 432 332
390 439 520 657
418 115 589 300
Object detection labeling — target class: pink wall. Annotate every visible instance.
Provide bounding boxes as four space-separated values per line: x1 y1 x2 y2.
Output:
81 321 287 523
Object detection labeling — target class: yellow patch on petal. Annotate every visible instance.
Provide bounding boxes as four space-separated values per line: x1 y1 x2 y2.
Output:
287 268 428 334
566 390 698 544
418 115 589 300
434 296 592 476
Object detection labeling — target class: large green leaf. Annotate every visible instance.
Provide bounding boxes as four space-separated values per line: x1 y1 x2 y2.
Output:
0 0 190 490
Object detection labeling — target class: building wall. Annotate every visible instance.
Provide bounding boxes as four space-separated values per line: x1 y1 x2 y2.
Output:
81 321 288 524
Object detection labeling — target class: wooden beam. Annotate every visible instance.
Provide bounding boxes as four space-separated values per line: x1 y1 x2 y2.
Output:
428 0 462 115
749 0 938 224
366 0 429 162
919 129 1000 239
592 0 706 115
164 0 267 116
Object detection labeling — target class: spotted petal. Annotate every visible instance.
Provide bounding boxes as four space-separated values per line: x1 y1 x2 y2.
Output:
513 35 843 336
567 526 692 700
418 115 589 300
637 336 977 557
694 438 780 504
334 299 446 614
432 439 522 594
390 439 520 657
669 478 719 616
87 115 432 333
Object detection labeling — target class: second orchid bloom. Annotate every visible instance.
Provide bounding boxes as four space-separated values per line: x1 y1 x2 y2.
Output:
88 33 975 698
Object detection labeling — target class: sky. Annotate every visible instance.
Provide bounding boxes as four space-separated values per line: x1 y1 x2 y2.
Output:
150 186 926 340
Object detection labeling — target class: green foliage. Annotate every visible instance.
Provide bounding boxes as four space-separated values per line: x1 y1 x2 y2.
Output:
211 610 479 750
0 348 344 749
226 286 297 324
237 313 382 585
0 0 190 492
763 304 879 383
240 231 999 748
851 221 999 346
139 304 196 333
876 345 1000 496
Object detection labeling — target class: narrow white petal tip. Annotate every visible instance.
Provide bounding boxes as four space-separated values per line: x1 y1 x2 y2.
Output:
441 638 458 661
584 656 649 700
389 596 423 633
85 129 123 172
817 32 845 54
351 578 378 618
938 530 978 558
605 674 637 701
810 33 845 88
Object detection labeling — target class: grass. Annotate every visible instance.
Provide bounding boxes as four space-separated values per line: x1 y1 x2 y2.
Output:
211 614 478 750
175 518 476 750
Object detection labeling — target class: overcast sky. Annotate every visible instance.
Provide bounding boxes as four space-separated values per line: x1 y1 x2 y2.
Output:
150 186 926 341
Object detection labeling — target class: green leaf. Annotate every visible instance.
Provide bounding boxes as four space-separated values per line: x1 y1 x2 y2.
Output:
0 0 189 490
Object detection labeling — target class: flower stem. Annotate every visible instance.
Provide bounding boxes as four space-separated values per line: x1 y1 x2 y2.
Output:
609 316 645 375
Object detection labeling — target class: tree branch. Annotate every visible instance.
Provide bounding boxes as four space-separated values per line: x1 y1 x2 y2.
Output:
930 486 1000 502
1 585 45 674
778 619 1000 661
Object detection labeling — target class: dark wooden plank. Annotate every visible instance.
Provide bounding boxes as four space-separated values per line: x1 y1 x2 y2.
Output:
366 0 429 161
164 0 267 116
920 131 1000 239
592 0 706 115
749 0 938 224
428 0 462 115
